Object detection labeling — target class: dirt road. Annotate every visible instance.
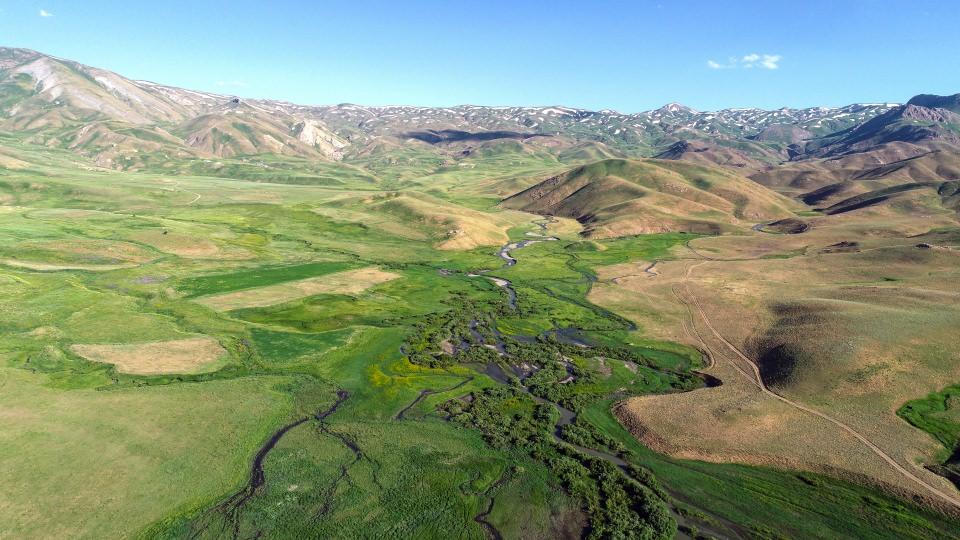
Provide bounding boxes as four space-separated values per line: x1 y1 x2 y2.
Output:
674 260 960 509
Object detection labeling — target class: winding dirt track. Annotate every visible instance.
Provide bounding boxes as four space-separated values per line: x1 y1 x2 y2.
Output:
675 260 960 509
161 179 202 205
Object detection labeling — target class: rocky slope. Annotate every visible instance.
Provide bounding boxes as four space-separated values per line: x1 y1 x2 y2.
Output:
0 47 906 169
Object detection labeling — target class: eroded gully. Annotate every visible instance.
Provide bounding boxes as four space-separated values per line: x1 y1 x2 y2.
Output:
195 390 351 540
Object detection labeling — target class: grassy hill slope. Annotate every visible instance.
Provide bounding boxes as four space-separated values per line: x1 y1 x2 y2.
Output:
502 158 798 237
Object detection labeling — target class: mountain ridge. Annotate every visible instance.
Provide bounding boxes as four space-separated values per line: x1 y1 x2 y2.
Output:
2 44 959 223
0 46 906 167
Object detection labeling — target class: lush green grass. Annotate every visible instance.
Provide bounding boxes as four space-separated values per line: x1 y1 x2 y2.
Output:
899 384 960 452
248 327 356 363
898 384 960 489
0 368 296 540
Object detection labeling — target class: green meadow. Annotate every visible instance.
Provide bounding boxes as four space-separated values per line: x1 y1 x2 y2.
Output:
1 141 958 539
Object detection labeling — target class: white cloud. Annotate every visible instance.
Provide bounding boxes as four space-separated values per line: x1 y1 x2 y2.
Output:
39 9 53 17
707 53 781 70
743 53 780 70
758 55 781 69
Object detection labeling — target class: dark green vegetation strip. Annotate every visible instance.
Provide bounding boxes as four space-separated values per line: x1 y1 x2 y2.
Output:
177 261 358 297
899 384 960 490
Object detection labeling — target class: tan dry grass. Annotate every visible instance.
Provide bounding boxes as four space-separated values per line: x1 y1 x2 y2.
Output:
503 159 799 238
591 213 960 507
71 336 226 375
49 239 152 261
317 194 536 250
0 154 30 169
2 238 156 272
131 230 252 260
378 195 517 251
195 266 400 311
0 259 138 272
541 216 584 239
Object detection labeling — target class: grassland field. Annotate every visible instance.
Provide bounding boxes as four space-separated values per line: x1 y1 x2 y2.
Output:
1 137 959 539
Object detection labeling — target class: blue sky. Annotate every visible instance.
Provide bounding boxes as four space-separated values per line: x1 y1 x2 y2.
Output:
3 0 958 112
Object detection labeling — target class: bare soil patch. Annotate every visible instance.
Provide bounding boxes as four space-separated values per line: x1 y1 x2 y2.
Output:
195 266 400 311
71 336 227 375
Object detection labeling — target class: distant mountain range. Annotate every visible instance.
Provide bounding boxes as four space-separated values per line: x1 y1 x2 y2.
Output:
2 46 960 224
6 47 947 167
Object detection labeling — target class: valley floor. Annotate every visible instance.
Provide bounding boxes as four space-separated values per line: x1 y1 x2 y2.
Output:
1 152 959 540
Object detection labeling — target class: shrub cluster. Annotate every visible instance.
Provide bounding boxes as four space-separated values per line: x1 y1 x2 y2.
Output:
444 386 676 539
